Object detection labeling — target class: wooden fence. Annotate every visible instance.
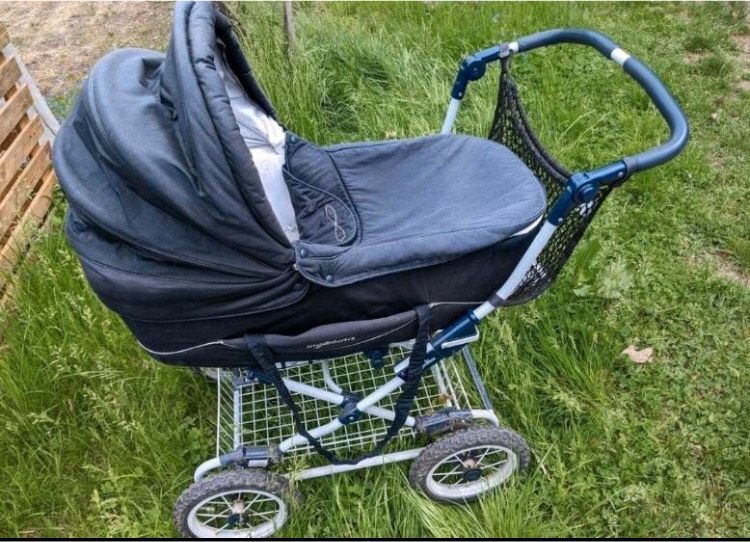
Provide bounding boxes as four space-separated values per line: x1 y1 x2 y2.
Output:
0 23 58 292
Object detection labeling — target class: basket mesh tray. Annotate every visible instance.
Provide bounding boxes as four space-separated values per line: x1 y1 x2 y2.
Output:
216 346 475 458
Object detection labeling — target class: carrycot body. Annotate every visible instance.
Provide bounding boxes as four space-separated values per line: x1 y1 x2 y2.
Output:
54 2 546 366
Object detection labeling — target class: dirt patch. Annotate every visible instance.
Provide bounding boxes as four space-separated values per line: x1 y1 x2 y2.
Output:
713 259 750 288
684 51 710 64
689 252 750 289
733 33 750 59
732 29 750 92
0 1 172 97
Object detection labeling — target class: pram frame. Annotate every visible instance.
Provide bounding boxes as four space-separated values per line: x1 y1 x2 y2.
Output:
179 28 687 538
199 345 500 482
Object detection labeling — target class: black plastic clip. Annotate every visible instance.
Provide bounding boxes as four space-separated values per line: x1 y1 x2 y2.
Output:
218 445 276 468
233 369 275 388
338 398 363 425
414 408 474 436
366 347 388 370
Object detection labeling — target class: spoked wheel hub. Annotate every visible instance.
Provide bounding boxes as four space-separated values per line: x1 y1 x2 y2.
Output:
174 469 296 539
187 489 287 538
425 444 517 500
409 425 531 503
461 467 483 482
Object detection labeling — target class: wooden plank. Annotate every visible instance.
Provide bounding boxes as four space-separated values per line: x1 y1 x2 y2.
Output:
0 25 9 52
10 44 60 137
0 115 42 191
0 141 50 238
0 85 32 145
0 24 58 293
0 169 56 283
0 56 21 98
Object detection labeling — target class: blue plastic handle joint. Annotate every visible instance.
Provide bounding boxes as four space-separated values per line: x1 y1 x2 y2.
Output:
547 161 628 225
450 45 502 99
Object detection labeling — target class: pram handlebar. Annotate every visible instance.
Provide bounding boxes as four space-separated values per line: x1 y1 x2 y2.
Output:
448 28 688 176
442 29 690 322
512 28 688 175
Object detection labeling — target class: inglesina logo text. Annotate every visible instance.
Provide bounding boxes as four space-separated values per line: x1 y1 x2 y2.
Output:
306 337 357 350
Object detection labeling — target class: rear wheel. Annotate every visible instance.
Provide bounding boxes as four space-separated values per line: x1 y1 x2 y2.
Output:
409 425 530 504
174 469 295 538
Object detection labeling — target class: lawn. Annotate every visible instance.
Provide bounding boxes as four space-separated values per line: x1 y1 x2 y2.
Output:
1 1 749 538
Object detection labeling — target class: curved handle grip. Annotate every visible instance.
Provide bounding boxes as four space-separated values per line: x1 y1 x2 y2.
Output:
513 28 689 174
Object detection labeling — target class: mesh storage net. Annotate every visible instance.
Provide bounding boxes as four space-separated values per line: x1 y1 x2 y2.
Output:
489 56 614 304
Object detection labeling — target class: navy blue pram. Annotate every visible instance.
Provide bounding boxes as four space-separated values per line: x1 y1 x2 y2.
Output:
53 3 687 538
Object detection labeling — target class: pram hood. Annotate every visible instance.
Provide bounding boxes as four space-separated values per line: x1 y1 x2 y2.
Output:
55 2 304 316
54 1 546 346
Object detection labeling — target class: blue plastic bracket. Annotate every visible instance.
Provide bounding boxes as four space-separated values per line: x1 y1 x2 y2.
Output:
547 161 629 225
366 347 388 370
430 312 479 353
450 45 503 99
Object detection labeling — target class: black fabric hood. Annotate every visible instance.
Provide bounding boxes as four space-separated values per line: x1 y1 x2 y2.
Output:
54 1 305 320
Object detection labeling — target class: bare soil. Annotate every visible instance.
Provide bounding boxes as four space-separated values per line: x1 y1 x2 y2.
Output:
0 1 172 97
733 33 750 92
689 252 750 289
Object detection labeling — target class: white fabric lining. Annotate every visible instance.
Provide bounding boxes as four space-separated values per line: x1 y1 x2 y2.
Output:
215 50 300 242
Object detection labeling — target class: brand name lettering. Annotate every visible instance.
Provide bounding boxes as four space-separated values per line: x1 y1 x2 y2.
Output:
306 336 357 350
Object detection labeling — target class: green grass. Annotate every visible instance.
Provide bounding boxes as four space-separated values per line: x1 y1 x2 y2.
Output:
2 1 749 537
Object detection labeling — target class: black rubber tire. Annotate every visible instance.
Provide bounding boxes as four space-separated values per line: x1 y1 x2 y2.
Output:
173 469 297 539
408 425 530 504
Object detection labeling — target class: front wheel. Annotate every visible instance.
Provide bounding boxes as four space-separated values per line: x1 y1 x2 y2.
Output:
173 469 296 538
409 425 530 504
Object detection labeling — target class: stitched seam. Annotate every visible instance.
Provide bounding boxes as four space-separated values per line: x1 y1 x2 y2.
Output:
325 151 363 241
76 250 286 286
283 167 357 246
325 133 447 154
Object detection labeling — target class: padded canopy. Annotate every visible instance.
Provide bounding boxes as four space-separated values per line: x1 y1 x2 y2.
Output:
55 2 304 318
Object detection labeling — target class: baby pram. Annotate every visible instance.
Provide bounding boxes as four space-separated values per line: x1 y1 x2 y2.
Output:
53 2 688 538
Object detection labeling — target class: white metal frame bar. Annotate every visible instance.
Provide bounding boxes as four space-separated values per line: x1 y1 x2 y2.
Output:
233 385 243 449
276 372 420 453
473 221 557 319
195 342 501 481
296 448 423 480
440 97 462 134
